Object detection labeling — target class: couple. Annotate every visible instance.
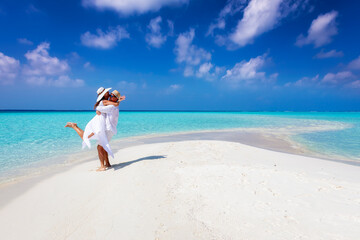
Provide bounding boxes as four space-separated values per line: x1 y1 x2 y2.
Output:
65 87 126 171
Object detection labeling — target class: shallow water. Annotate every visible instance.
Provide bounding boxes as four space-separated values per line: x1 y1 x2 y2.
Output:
0 111 359 181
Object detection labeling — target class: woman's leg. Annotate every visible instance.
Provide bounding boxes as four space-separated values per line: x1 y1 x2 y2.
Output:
65 122 84 139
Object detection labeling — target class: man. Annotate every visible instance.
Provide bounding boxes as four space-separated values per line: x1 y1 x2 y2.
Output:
96 90 125 168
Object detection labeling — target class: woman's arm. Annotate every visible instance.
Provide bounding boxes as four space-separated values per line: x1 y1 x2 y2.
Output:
103 100 119 106
119 96 126 102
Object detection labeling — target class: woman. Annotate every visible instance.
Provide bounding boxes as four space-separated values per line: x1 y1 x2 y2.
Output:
65 87 119 171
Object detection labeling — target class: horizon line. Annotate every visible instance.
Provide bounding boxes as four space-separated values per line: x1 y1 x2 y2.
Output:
1 109 360 113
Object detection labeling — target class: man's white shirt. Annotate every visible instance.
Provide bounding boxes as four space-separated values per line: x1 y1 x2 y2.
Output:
96 104 119 136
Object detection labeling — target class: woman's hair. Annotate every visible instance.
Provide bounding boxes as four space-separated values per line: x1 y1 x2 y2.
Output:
94 96 105 109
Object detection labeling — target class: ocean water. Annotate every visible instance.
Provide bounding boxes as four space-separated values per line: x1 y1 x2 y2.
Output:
0 111 359 181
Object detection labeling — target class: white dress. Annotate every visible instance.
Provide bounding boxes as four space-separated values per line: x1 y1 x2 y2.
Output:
82 101 114 158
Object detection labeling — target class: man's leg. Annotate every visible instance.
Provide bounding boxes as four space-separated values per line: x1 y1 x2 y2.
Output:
96 145 106 171
104 149 111 168
104 131 112 168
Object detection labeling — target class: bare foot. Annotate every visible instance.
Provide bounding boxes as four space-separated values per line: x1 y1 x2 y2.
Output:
64 122 76 128
105 164 112 168
96 166 107 172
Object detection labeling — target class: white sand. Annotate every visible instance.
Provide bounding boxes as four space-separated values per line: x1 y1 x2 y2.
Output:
0 140 359 240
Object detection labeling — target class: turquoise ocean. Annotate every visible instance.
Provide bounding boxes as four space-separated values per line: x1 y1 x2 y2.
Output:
1 111 360 181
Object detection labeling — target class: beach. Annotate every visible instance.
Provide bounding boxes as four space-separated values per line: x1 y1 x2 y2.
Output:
2 0 360 238
1 139 359 240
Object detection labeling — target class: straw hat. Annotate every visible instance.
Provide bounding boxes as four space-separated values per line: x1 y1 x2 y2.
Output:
111 90 121 102
96 87 112 102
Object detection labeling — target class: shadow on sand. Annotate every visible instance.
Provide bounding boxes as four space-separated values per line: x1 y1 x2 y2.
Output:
111 155 167 171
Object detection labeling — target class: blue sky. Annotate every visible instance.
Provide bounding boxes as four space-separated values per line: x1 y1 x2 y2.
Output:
1 0 360 111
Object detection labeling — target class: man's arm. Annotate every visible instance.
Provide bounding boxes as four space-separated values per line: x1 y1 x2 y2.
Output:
103 100 119 107
96 104 115 114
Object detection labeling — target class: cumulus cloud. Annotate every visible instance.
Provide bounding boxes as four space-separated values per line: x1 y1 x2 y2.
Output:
211 0 309 48
287 70 359 88
22 43 84 87
23 42 69 76
117 80 137 92
348 56 360 70
196 62 213 78
0 52 20 85
314 49 343 59
52 76 84 87
83 61 94 70
222 54 272 86
286 56 360 88
174 28 224 80
183 66 194 77
82 0 188 15
17 38 33 45
165 84 182 94
81 26 129 49
167 20 174 36
346 80 360 89
145 16 173 48
0 43 84 87
296 11 338 48
229 0 283 47
321 71 354 85
285 74 319 87
206 0 247 36
26 75 84 87
175 28 211 66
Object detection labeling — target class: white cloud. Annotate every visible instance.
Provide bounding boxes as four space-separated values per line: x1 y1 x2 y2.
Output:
314 49 343 59
81 26 129 49
222 54 269 86
286 71 359 88
117 80 137 92
165 84 182 94
296 11 338 48
206 0 247 36
348 56 360 70
174 29 220 79
82 0 188 15
52 76 84 87
26 76 47 86
167 20 174 36
346 80 360 89
26 75 85 87
145 16 167 48
285 74 319 87
196 62 213 78
23 42 69 76
229 0 283 47
0 43 85 87
183 66 194 77
321 71 354 84
0 52 20 85
175 28 211 66
22 43 84 87
210 0 309 48
68 52 81 61
17 38 33 45
195 62 223 81
83 61 94 70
